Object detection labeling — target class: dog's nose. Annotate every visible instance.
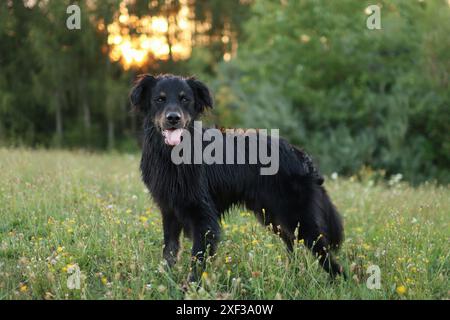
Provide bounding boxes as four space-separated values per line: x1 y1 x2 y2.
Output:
166 112 181 124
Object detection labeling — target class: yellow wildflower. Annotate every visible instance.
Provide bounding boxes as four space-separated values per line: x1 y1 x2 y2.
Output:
19 284 28 293
139 216 148 223
396 285 407 295
62 263 76 273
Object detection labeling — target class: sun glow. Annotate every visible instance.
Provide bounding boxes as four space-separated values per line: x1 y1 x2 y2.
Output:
107 0 194 70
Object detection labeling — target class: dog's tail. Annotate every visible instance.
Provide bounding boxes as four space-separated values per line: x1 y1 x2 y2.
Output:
293 148 344 249
324 189 344 250
314 185 344 250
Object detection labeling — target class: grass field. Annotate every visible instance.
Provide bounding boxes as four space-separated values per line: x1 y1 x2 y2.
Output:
0 148 448 300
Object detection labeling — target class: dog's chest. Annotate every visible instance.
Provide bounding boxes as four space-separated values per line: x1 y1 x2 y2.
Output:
140 148 203 205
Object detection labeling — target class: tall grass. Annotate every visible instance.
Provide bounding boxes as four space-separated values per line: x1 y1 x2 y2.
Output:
0 149 448 299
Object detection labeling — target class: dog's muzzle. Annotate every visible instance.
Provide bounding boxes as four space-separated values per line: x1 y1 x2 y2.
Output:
159 111 189 146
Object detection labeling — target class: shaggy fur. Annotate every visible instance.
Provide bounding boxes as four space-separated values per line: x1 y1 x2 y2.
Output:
130 74 344 282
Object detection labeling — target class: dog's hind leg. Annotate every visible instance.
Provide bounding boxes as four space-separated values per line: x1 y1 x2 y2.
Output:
279 228 295 252
304 232 344 278
275 223 343 278
162 209 182 268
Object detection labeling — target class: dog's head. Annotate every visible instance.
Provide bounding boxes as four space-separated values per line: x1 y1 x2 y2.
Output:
130 74 213 146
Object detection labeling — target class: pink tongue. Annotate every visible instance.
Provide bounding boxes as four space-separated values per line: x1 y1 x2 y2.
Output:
163 129 183 146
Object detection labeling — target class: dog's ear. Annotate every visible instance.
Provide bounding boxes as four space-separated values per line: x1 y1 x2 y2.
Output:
187 77 213 112
130 74 157 113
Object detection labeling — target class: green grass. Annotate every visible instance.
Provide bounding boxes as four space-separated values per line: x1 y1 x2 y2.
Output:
0 148 448 300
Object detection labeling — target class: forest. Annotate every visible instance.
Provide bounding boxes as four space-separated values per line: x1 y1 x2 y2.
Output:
0 0 449 183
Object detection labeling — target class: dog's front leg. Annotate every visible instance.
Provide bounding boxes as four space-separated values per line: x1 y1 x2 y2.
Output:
161 210 182 268
188 220 220 283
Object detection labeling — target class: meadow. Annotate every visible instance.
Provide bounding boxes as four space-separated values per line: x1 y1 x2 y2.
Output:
0 148 448 300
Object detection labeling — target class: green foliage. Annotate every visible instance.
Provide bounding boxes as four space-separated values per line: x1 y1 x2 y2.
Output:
0 149 448 299
0 1 250 150
212 0 450 183
0 0 130 149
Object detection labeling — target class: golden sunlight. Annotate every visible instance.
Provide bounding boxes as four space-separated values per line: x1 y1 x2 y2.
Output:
107 0 194 70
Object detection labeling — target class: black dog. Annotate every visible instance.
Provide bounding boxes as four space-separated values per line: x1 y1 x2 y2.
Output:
130 74 344 282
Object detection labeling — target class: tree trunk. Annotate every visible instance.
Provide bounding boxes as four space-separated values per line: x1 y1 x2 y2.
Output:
55 103 63 147
107 119 115 150
80 69 91 146
83 98 91 143
0 121 3 143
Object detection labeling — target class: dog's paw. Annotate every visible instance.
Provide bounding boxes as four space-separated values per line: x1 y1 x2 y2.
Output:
180 282 190 293
187 272 200 284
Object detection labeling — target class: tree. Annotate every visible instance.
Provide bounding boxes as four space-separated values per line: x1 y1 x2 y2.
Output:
215 0 450 183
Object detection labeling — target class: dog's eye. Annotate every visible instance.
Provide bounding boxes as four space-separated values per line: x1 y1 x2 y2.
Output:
155 97 166 103
180 97 189 103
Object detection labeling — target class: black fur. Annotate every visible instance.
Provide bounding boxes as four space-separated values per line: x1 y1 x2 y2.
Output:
130 74 344 282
